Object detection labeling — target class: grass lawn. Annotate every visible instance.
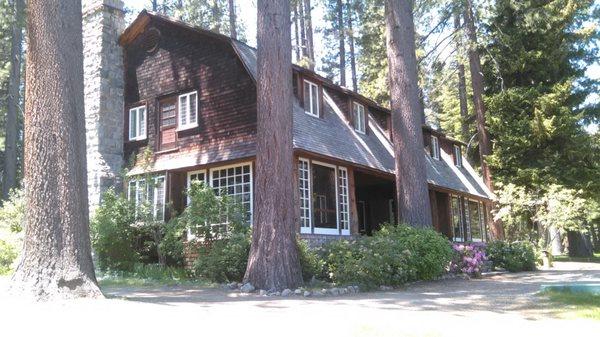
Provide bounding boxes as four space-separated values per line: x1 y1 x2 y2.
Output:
553 253 600 263
540 289 600 320
97 264 212 288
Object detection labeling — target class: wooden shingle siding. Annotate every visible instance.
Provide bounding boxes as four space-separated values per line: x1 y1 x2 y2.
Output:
123 20 257 163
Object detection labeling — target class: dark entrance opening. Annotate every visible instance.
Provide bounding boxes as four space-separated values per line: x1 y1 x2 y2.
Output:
354 171 395 235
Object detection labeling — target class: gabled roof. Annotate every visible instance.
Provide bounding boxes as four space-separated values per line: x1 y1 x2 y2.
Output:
121 11 493 200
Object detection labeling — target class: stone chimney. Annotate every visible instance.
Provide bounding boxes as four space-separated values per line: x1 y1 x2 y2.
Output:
82 0 125 214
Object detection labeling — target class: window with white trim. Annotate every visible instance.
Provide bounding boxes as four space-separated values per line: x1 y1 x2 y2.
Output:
178 91 198 130
303 80 319 117
338 167 349 232
353 102 366 134
298 159 350 235
454 144 462 167
430 136 440 160
186 170 206 204
127 175 166 221
128 106 147 141
299 159 311 233
451 195 463 242
210 163 253 224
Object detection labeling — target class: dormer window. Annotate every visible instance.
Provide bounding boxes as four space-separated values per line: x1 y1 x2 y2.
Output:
430 136 440 160
178 91 198 130
303 80 319 117
353 102 366 134
128 105 147 141
454 144 462 167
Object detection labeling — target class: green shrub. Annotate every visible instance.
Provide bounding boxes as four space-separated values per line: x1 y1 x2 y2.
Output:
91 189 139 271
0 239 17 275
323 224 453 289
158 218 187 266
193 230 251 283
375 224 453 280
486 240 537 272
297 238 325 282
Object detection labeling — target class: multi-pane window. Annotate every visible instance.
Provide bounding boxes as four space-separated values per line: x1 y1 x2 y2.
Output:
303 80 319 117
353 102 366 134
178 91 198 130
454 145 462 167
211 163 253 223
468 200 483 242
128 106 147 141
451 196 463 242
299 159 311 232
127 175 166 221
338 167 349 232
430 136 440 160
298 159 349 235
186 170 206 205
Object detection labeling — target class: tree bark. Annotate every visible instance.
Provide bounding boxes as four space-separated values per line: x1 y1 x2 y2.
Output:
3 0 24 200
464 0 504 239
10 0 102 300
385 0 433 228
464 0 492 190
454 11 469 143
228 0 237 39
346 0 358 92
567 230 593 258
303 0 315 69
244 0 303 290
336 0 346 87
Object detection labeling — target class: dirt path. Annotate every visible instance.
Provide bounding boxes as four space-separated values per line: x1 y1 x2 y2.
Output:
1 262 599 337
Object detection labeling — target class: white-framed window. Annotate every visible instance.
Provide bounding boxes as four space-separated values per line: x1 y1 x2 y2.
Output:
303 80 320 117
298 159 350 236
430 135 440 160
186 170 207 204
128 106 147 141
299 158 312 233
454 144 462 167
210 162 253 224
338 167 350 234
178 91 198 130
353 102 366 134
127 175 166 221
451 195 463 242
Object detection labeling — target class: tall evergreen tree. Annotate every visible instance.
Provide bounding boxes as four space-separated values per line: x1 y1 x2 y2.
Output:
385 0 433 228
244 0 303 290
346 0 359 91
321 0 347 85
12 0 101 300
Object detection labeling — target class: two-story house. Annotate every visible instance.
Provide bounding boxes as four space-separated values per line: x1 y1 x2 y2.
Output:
82 1 493 257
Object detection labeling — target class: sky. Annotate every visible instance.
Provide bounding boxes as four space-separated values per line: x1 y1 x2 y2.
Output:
123 0 599 133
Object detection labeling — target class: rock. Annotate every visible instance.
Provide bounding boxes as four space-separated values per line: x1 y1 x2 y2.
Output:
281 289 293 297
259 289 267 296
352 285 360 293
380 285 393 291
339 288 347 295
227 282 238 290
347 286 355 294
294 289 303 295
240 282 255 293
269 291 281 296
329 288 340 296
303 291 311 297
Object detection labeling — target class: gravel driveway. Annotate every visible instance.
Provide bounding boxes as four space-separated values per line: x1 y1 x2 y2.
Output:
1 262 599 337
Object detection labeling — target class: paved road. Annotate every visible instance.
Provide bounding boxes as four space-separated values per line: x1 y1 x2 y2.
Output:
1 262 599 337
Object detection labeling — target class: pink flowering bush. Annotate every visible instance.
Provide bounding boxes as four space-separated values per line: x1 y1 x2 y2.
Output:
450 243 487 277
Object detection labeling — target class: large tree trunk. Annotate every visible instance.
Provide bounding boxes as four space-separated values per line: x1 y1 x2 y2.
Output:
303 0 315 69
453 11 469 142
244 0 303 290
346 0 358 92
228 0 237 39
385 0 433 228
10 0 101 300
567 230 594 258
336 0 346 87
299 1 306 57
2 0 24 200
464 0 504 239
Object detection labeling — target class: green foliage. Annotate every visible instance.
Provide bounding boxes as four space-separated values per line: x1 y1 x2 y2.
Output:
0 189 24 233
91 189 138 271
0 239 17 275
323 224 453 289
193 230 251 283
297 238 325 282
97 263 197 287
486 240 537 272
